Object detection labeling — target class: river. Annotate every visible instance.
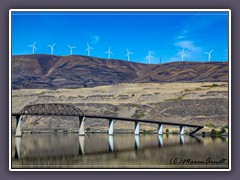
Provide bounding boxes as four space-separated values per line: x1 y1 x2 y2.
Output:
11 133 228 169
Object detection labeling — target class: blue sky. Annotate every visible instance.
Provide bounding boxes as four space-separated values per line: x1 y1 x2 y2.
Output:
11 11 229 64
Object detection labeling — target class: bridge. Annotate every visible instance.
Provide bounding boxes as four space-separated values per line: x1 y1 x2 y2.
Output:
12 103 203 137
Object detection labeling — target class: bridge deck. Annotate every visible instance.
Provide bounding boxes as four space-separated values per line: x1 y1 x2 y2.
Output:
12 113 203 129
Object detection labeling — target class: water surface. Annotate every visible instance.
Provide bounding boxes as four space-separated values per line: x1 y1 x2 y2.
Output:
12 134 228 169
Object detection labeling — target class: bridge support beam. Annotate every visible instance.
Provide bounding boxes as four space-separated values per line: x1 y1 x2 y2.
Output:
134 122 140 135
108 119 114 135
79 116 86 136
158 124 163 135
16 115 23 137
180 126 185 135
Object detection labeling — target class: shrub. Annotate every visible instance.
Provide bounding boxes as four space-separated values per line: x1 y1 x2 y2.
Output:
86 127 91 132
166 128 169 133
172 130 179 134
210 129 217 135
143 129 154 134
220 128 226 134
223 125 229 129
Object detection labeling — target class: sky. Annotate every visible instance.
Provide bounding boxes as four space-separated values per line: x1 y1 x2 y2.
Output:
11 11 229 64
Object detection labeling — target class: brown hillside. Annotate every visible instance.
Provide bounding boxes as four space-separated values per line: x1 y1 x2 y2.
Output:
12 54 228 89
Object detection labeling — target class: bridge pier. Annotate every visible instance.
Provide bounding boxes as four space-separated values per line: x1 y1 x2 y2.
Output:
180 126 185 135
79 116 85 136
134 122 140 135
15 115 23 137
158 124 163 135
108 119 114 135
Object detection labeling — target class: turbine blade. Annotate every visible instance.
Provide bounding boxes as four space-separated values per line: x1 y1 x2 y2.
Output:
210 50 213 53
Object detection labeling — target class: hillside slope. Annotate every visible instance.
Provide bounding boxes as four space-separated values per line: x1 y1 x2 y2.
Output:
12 54 228 89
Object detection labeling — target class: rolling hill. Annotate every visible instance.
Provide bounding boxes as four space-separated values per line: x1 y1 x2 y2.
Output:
12 54 228 89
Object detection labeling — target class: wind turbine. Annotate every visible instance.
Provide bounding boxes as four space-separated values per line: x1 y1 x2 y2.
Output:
105 47 113 59
86 43 93 56
178 48 186 62
68 45 76 55
146 51 153 64
47 43 56 55
204 50 213 62
126 49 133 62
29 41 36 54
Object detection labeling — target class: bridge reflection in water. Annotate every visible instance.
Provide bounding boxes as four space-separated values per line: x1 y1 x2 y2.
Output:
12 134 229 168
13 134 202 160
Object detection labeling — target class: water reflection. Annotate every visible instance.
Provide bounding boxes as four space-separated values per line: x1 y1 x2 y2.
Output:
12 134 228 168
158 135 163 147
79 136 85 155
134 135 140 150
180 135 185 145
108 136 114 152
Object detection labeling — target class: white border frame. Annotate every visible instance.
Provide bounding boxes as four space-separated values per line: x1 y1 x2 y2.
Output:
9 9 231 171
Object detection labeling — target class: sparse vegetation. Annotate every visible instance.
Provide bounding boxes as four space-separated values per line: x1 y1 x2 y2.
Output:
202 83 219 88
165 93 186 101
210 129 217 135
172 130 179 134
177 94 186 100
223 125 229 129
143 129 154 134
205 124 216 128
183 88 191 92
220 128 226 134
137 114 145 119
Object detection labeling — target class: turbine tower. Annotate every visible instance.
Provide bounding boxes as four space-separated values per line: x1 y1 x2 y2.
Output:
48 43 56 55
146 51 153 64
86 43 93 56
105 47 113 59
126 49 133 62
178 48 186 62
68 45 76 55
29 41 36 54
204 50 213 62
